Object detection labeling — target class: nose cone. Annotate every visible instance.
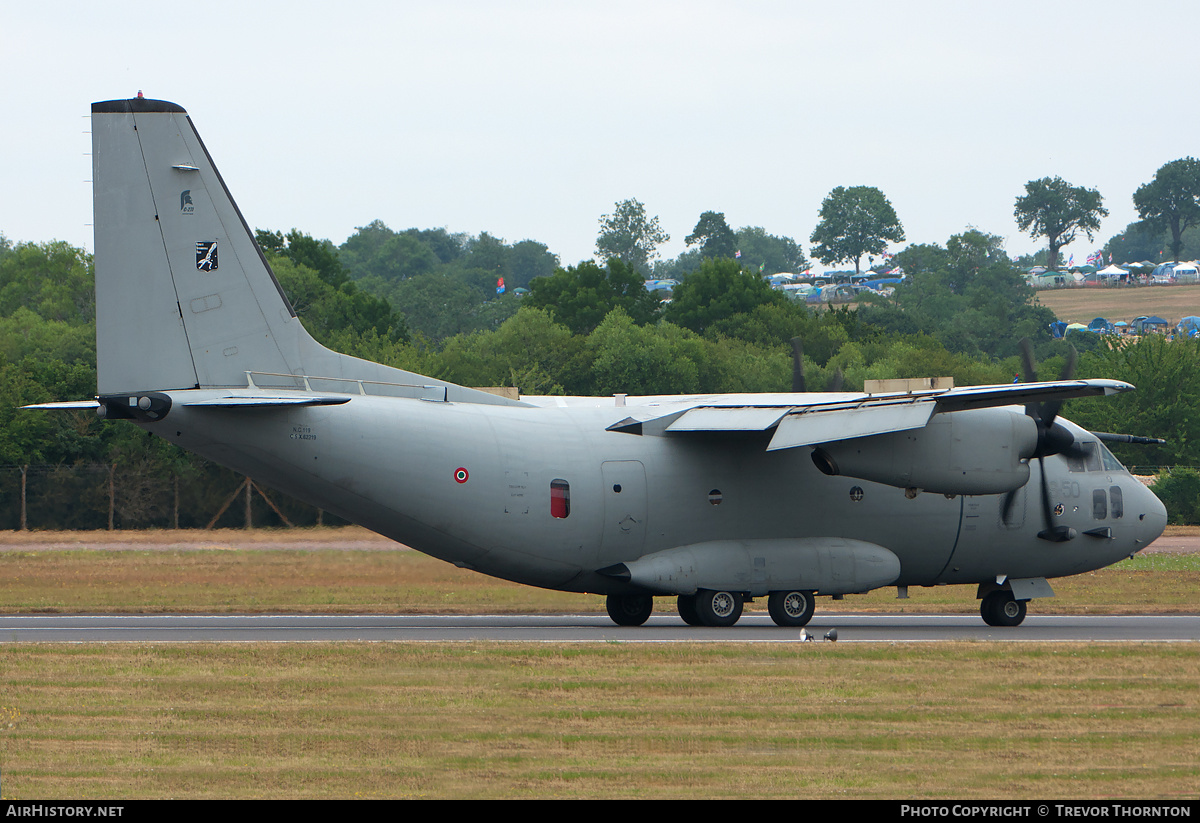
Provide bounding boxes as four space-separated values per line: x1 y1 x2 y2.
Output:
1132 482 1168 554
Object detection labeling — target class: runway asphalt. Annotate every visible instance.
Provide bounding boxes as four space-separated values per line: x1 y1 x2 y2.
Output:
1 612 1197 642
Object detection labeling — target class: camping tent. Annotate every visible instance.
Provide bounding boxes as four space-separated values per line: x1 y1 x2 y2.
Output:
1132 316 1169 334
1177 316 1200 337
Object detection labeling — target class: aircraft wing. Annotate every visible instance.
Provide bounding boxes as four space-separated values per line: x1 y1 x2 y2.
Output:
607 379 1133 450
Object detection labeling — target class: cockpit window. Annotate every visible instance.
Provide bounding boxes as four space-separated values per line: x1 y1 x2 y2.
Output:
1067 442 1103 473
1098 441 1126 473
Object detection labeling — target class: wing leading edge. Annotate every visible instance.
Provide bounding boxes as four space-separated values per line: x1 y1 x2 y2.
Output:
605 379 1133 450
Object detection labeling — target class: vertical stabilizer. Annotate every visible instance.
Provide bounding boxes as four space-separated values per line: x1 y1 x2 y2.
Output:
91 98 523 405
93 97 300 393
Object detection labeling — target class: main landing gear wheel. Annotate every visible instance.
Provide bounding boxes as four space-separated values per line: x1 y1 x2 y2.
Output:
606 593 653 626
768 590 816 627
981 590 1027 627
677 594 703 626
693 589 744 627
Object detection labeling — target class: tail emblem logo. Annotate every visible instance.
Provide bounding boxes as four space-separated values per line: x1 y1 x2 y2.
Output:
196 241 218 271
180 190 194 214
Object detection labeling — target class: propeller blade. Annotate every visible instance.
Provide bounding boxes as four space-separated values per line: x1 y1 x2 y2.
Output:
1000 488 1018 524
1059 345 1078 380
1018 337 1038 384
1038 456 1052 531
1040 344 1078 426
1034 453 1076 542
1018 338 1039 416
791 338 806 393
1014 337 1080 541
828 367 844 393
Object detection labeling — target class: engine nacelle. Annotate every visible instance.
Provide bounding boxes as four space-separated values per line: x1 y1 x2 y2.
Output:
604 537 901 597
810 407 1038 495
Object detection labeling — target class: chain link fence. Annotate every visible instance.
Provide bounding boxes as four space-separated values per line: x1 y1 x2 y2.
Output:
0 463 345 531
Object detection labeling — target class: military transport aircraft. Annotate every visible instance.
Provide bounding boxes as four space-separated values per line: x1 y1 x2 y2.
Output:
29 97 1168 628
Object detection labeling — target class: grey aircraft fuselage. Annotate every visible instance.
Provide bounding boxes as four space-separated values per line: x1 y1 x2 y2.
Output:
29 96 1168 629
152 388 1161 597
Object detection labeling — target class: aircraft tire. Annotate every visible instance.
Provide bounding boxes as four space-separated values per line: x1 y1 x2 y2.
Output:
606 593 653 626
693 589 743 627
677 594 703 626
981 591 1027 627
768 590 816 627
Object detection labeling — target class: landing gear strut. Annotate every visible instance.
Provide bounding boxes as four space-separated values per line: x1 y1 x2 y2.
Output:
981 590 1027 627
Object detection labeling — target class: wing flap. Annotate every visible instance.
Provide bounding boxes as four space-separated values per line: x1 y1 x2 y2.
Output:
767 402 935 450
666 406 791 432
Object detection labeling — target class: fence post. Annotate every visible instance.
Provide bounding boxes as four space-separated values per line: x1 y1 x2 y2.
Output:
19 465 28 531
107 463 115 530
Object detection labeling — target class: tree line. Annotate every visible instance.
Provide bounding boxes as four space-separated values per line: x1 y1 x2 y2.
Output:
5 152 1200 528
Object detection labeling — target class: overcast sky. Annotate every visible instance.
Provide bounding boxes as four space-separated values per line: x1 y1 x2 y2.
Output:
3 0 1197 272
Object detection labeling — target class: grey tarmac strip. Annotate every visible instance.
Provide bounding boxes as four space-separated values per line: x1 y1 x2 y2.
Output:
1 613 1198 642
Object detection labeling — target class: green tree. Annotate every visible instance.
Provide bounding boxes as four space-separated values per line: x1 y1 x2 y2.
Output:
733 226 809 274
1133 158 1200 263
586 309 702 396
434 306 580 394
685 211 737 260
1102 220 1171 266
269 256 408 344
1070 335 1200 470
595 198 670 273
809 186 905 275
884 230 1054 359
665 258 787 335
0 240 95 324
1013 176 1107 271
338 222 451 283
526 259 659 334
508 240 559 290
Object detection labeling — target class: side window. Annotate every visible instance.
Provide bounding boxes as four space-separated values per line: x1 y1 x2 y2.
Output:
1110 486 1124 519
1092 488 1107 520
550 479 570 519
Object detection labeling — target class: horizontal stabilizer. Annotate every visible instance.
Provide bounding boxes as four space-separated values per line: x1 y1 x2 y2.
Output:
182 396 351 408
21 401 101 411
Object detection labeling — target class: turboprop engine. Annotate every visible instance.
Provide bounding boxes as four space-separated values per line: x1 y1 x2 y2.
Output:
809 407 1039 495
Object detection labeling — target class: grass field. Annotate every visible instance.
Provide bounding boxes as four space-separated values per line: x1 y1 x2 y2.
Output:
0 528 1196 800
0 526 1198 615
1034 282 1200 325
1 643 1197 799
